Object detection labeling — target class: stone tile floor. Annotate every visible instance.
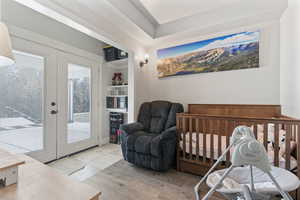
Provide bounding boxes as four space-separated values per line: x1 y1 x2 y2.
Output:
48 144 123 181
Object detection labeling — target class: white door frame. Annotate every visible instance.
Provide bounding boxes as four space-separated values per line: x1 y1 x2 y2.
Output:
11 36 58 163
9 27 102 162
9 25 104 145
57 51 99 158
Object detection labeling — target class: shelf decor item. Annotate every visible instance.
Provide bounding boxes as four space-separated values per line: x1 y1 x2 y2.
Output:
157 31 260 78
106 96 128 110
112 73 123 85
109 112 124 144
103 45 128 62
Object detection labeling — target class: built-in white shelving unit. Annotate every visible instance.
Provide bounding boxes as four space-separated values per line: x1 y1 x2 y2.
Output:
102 56 129 145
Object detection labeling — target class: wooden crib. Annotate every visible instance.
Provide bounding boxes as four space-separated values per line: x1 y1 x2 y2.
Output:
176 104 300 198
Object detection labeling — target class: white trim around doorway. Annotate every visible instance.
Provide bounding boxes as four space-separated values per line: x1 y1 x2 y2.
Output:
7 25 104 150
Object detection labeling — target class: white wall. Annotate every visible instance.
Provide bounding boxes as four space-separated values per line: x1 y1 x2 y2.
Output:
137 21 280 110
2 0 104 55
280 0 300 118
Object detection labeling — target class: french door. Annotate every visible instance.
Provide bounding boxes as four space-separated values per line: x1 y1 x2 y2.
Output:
0 37 57 162
0 36 99 162
57 52 99 158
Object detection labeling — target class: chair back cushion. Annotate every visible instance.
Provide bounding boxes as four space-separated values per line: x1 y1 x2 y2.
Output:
164 103 184 130
149 101 171 133
137 102 152 131
138 101 183 134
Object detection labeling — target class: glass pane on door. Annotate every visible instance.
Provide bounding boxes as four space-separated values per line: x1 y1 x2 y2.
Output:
67 64 91 144
0 51 44 153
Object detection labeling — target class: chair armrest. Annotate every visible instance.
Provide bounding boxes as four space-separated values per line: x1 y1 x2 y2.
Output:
150 126 177 158
120 122 144 135
151 126 177 147
160 126 177 140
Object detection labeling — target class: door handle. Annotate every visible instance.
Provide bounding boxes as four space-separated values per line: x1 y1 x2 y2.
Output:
51 110 58 115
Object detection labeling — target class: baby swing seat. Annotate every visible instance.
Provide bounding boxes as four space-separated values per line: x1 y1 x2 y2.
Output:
207 166 300 199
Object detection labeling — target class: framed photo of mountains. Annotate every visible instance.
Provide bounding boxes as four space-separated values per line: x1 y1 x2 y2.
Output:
157 31 260 78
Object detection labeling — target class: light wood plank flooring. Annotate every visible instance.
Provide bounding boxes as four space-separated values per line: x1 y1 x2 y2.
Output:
48 144 224 200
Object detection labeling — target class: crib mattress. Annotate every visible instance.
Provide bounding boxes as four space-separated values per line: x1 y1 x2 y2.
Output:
179 130 297 170
180 133 227 160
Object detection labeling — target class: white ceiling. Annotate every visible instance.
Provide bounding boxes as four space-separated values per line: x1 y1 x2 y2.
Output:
139 0 240 24
14 0 288 49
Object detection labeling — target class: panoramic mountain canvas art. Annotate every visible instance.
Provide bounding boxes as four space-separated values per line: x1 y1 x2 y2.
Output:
157 31 260 78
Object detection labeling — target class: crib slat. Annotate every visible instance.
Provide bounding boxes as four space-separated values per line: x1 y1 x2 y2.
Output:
202 119 207 162
274 123 280 167
286 124 291 170
293 124 297 141
217 120 222 158
182 117 187 159
176 116 181 170
189 117 193 159
233 120 238 133
177 116 181 130
253 124 258 139
263 123 268 150
225 120 230 167
210 120 214 164
196 118 200 161
291 124 295 141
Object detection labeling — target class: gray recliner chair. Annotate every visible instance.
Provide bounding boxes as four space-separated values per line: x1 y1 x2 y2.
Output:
120 101 184 171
